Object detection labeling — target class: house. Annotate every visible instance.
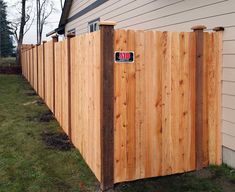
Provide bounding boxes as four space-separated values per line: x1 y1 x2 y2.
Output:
48 0 235 169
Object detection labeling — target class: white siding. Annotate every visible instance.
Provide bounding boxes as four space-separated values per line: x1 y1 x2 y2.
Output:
65 0 235 164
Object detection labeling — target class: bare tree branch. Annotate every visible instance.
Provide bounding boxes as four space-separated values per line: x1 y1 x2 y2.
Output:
37 0 55 44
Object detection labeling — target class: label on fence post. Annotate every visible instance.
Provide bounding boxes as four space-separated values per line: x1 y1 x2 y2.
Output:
115 51 134 63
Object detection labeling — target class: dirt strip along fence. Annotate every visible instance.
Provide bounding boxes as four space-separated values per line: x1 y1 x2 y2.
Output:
21 24 222 191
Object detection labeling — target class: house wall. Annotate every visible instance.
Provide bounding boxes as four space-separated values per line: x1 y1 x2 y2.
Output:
66 0 235 168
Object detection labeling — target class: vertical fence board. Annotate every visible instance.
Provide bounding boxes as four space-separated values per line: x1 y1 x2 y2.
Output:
171 32 180 173
114 30 128 182
161 32 173 176
54 42 62 125
44 41 54 112
207 32 222 165
33 46 38 92
37 45 44 99
134 30 145 179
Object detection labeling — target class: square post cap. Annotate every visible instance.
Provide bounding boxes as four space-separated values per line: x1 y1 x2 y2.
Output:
99 21 116 26
67 33 76 38
213 27 225 32
191 25 207 31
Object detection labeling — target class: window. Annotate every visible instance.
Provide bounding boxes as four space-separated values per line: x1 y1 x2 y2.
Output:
88 18 100 33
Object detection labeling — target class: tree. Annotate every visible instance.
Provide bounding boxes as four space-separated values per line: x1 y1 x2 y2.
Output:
9 0 34 64
0 0 14 57
36 0 55 44
60 0 63 10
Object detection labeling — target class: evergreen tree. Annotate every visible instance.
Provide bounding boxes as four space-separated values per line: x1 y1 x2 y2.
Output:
0 0 14 57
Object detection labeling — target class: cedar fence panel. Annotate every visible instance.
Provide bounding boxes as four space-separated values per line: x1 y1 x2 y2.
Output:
70 31 101 181
114 30 196 182
20 26 222 191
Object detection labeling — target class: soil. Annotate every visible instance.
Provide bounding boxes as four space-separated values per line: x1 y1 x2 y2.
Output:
36 99 45 106
26 111 54 122
41 130 74 151
39 111 54 122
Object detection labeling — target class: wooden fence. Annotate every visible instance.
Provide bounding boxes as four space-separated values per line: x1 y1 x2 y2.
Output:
21 23 222 191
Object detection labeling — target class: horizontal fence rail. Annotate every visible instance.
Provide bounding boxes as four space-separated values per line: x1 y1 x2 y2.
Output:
21 24 222 191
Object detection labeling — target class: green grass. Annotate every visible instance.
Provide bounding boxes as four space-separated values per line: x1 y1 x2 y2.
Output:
0 74 235 192
0 75 98 192
0 57 17 66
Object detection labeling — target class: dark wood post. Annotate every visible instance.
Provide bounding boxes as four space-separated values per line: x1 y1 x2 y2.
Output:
213 27 225 32
52 35 58 114
191 25 207 170
99 21 116 191
66 33 75 139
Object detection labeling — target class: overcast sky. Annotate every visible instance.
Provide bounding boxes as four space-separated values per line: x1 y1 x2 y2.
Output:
7 0 65 44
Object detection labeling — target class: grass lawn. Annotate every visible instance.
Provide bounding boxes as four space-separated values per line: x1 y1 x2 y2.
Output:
0 57 17 67
0 74 235 192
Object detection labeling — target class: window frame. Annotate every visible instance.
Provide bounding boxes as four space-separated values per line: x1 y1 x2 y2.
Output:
88 18 100 33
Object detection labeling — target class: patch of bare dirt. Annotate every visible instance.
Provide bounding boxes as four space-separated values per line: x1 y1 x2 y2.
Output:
36 99 44 106
38 111 54 122
41 130 74 151
26 111 54 122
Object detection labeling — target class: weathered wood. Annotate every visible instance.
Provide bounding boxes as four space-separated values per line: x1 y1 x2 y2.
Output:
100 23 115 191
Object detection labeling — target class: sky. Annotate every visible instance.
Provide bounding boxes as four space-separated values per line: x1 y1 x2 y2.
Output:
6 0 65 44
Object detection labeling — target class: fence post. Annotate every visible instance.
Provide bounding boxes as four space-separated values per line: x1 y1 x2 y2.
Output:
52 35 58 114
191 25 207 170
99 21 116 191
66 33 75 139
